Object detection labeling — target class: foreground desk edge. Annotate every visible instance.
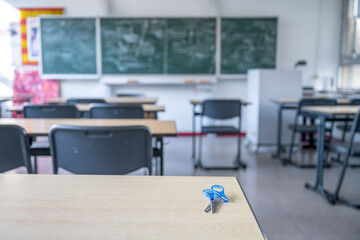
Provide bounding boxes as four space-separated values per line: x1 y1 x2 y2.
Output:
0 175 265 240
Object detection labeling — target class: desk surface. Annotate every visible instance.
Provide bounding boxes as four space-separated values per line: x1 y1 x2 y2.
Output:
190 99 250 105
271 98 351 105
302 105 360 116
0 118 176 136
47 97 158 105
0 175 264 240
7 104 165 113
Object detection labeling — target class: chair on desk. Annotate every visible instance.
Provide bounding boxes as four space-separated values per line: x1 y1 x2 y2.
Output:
66 98 106 105
24 104 80 173
327 110 360 209
0 125 32 173
50 125 152 175
197 99 246 170
89 104 144 119
285 98 337 167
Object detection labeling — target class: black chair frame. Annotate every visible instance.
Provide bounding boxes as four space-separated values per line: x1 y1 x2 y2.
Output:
197 99 246 170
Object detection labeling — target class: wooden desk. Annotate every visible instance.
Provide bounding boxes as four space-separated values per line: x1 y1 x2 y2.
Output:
0 118 176 175
302 105 359 206
0 118 176 137
7 104 165 119
270 98 353 163
47 97 158 105
0 175 265 240
271 98 351 106
302 105 359 116
190 99 250 106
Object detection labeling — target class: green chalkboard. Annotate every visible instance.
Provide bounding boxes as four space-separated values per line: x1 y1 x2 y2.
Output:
40 18 97 75
101 18 166 74
166 18 216 74
101 18 216 74
221 18 277 74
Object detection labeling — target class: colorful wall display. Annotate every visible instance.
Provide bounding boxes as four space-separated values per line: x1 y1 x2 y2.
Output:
20 8 64 65
13 69 59 105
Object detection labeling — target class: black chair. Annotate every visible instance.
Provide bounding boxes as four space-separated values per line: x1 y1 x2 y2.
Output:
327 110 360 209
285 98 337 167
0 125 32 173
89 104 144 119
116 93 145 98
66 98 106 105
50 125 152 175
197 99 245 170
331 99 360 168
336 99 360 137
23 104 80 118
23 104 80 173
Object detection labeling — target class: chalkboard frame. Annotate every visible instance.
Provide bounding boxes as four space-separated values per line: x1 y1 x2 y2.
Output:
218 17 278 79
99 16 218 77
38 16 101 80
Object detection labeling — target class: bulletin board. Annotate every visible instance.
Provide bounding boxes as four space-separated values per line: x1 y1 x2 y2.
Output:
20 8 64 65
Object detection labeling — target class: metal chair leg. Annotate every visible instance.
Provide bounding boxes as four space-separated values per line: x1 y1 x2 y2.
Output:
197 132 203 169
236 132 246 169
331 152 360 208
284 126 296 166
33 156 38 174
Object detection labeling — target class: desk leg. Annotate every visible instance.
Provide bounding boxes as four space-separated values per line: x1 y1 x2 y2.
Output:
272 104 283 160
192 104 197 167
305 116 332 202
156 137 164 176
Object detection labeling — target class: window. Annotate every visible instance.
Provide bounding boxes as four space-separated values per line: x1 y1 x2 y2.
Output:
339 0 360 89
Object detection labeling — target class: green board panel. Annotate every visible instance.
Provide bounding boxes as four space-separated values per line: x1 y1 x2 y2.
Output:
221 18 277 74
101 18 166 74
101 18 216 74
40 18 97 75
166 18 216 74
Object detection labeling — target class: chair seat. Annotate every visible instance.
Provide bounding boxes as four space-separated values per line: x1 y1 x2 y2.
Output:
330 142 360 156
288 124 318 132
288 124 333 132
336 124 352 132
30 141 50 156
202 126 238 134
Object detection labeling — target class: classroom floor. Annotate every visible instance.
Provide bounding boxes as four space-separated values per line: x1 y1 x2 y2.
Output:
30 135 360 240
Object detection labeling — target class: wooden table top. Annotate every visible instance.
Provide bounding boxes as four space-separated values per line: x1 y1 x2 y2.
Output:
46 97 158 105
271 98 351 105
0 118 176 136
190 99 250 105
302 105 360 116
7 104 165 113
0 175 264 240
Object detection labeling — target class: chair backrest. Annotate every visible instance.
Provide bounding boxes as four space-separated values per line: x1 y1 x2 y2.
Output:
0 125 32 173
116 93 145 98
346 110 360 151
50 125 152 175
297 98 337 118
66 98 106 104
23 105 80 118
202 99 242 120
89 104 144 119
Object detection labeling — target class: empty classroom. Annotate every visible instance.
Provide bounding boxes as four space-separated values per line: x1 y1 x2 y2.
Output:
0 0 359 239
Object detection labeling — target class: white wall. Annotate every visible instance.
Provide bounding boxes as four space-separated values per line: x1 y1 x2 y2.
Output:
6 0 343 133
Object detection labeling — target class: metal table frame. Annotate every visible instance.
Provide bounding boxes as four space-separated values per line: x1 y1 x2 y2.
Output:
303 111 355 207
